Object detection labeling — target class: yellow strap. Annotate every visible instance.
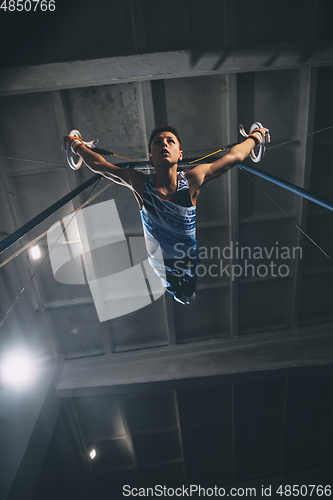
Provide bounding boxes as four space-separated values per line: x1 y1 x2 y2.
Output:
112 153 148 165
188 149 223 165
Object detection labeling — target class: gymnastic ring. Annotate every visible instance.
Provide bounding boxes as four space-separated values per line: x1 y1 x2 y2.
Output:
66 129 83 170
239 122 268 163
249 121 265 163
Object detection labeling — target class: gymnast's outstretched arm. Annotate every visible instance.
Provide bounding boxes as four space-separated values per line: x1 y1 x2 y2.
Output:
65 136 146 207
187 127 269 192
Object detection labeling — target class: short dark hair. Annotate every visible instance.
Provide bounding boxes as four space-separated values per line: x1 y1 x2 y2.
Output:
148 126 182 152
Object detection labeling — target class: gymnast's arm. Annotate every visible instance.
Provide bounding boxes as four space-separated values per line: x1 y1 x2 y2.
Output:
74 143 146 206
187 128 269 192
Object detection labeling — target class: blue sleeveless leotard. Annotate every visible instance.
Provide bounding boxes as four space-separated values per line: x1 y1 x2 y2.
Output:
140 171 199 299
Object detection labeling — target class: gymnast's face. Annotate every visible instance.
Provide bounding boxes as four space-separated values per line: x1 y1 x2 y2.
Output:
149 132 183 168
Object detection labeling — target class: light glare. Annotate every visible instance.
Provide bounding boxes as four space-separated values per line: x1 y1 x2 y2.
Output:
90 449 96 460
31 246 41 260
1 351 36 387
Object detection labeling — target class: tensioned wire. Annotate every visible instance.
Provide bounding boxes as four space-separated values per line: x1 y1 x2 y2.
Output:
0 181 113 269
239 124 333 263
0 176 105 330
266 124 333 153
0 153 149 167
1 126 332 264
187 125 333 164
238 167 333 264
0 124 333 328
1 125 333 168
190 124 333 264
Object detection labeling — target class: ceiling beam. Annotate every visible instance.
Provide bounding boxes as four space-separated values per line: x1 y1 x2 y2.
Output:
1 40 333 96
51 91 79 193
278 379 290 475
231 384 237 483
117 399 143 484
222 74 239 337
289 0 324 328
56 325 333 397
0 158 61 357
290 68 318 328
135 79 178 345
53 407 99 500
137 81 155 156
323 388 333 467
173 390 188 485
63 400 100 499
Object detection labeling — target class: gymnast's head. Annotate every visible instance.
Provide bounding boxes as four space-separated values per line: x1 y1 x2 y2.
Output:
148 126 183 168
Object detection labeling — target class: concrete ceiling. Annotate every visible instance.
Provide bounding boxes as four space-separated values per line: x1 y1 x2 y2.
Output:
1 1 333 498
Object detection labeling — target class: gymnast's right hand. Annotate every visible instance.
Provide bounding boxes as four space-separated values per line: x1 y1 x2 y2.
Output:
249 127 270 145
63 135 84 154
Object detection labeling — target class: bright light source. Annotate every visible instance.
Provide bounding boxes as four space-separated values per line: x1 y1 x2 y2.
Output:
30 245 41 260
1 350 36 388
90 449 96 460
